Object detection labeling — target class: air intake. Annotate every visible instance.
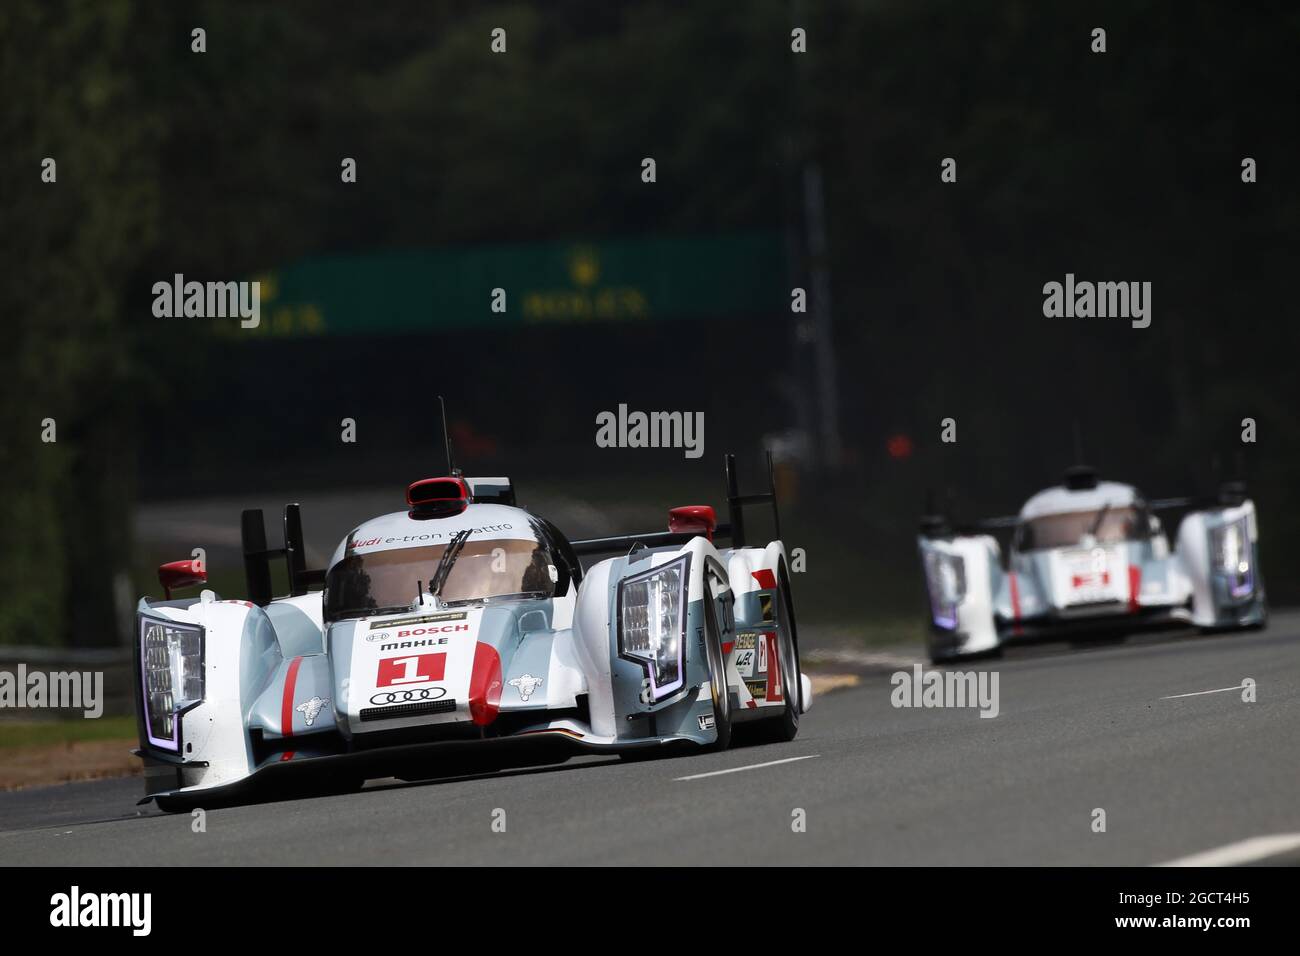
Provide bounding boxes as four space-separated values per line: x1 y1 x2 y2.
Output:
360 699 458 722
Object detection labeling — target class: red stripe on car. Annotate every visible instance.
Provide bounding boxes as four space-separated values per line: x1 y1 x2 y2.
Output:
751 568 776 590
1009 573 1023 636
281 656 304 737
765 632 783 703
468 643 503 726
1128 565 1142 613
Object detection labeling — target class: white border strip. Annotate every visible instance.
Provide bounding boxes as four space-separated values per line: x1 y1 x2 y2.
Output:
675 755 820 782
1160 683 1246 700
1157 833 1300 867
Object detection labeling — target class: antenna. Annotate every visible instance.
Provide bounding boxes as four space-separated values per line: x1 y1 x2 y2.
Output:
438 395 461 477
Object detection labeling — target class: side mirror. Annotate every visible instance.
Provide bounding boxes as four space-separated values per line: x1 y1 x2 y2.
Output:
668 505 716 542
159 559 207 600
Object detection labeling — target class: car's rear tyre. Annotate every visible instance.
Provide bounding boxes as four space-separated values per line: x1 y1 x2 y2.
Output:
749 569 800 744
703 584 733 751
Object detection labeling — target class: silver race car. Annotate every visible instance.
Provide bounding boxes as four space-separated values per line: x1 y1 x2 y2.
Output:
917 466 1266 662
134 452 810 811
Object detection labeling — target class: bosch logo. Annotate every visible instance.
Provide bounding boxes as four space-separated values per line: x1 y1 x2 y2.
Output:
397 625 470 637
368 687 448 705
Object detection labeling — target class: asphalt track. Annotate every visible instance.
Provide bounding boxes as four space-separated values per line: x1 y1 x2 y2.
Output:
1 615 1297 865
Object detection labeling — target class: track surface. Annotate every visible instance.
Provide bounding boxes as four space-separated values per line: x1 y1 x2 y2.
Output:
2 616 1297 865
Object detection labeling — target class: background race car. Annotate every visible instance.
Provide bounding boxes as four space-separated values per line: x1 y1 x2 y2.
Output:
916 465 1266 662
134 450 811 812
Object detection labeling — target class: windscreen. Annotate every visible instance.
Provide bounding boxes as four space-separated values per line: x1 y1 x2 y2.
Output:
1016 506 1143 551
324 536 555 622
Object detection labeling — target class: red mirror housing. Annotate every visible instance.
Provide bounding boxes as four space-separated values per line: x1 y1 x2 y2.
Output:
158 559 207 600
668 505 716 542
407 476 470 517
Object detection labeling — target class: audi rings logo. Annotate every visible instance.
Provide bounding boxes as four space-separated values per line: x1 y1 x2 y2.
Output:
369 687 448 705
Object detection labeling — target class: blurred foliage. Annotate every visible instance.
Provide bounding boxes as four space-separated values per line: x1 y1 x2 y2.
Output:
2 0 1299 644
1 0 161 645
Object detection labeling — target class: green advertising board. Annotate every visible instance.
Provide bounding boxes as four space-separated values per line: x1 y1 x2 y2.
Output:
228 231 786 339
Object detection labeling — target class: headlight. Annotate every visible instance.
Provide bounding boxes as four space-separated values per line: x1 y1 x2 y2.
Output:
1211 516 1254 598
617 555 688 700
139 616 205 751
924 550 966 629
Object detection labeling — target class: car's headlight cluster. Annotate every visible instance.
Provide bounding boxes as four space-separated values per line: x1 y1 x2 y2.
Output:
924 550 966 629
1211 516 1254 598
618 555 688 700
139 616 204 751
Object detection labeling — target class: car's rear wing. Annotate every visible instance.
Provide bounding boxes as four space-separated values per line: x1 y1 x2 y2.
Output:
241 504 324 607
570 452 781 556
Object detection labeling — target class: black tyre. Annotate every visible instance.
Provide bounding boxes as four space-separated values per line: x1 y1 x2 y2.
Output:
702 585 733 751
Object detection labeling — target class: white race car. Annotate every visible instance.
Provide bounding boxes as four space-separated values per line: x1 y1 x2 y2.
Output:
917 466 1266 662
134 453 811 811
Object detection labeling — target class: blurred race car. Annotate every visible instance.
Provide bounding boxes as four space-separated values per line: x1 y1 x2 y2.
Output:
917 465 1266 662
133 453 810 811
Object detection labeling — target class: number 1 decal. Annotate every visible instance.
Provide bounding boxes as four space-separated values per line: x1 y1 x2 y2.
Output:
377 653 446 687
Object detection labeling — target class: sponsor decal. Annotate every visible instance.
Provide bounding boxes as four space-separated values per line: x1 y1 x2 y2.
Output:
765 632 783 703
369 687 448 706
734 647 756 677
758 593 775 622
735 632 756 650
348 526 516 552
380 636 451 652
508 673 544 702
697 713 715 731
369 612 467 630
295 695 330 726
377 653 446 687
745 680 767 701
396 624 470 637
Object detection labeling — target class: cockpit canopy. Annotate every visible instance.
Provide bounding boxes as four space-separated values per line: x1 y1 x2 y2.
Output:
1014 506 1145 552
323 504 576 623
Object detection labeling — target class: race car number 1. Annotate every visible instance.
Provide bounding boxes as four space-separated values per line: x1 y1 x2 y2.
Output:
377 653 446 687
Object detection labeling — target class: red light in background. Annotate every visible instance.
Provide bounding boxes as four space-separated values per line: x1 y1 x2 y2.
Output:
887 433 914 460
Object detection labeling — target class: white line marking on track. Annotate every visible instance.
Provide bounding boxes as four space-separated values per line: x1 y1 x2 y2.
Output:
1160 683 1247 700
1157 833 1300 867
675 755 819 781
